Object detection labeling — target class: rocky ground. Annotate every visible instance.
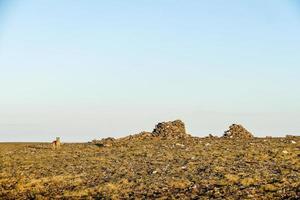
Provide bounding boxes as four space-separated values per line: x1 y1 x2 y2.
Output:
0 121 299 199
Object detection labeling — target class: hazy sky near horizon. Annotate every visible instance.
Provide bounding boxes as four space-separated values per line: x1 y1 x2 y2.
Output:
0 0 300 141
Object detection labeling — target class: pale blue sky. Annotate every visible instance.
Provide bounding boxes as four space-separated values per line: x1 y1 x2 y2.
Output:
0 0 300 141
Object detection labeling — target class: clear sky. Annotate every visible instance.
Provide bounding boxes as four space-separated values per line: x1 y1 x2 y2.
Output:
0 0 300 142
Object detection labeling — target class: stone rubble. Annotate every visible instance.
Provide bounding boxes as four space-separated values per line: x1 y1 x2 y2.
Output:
1 120 300 199
223 124 254 139
91 137 115 147
152 120 189 138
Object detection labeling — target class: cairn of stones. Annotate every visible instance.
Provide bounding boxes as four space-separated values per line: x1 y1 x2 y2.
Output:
223 124 254 139
152 120 188 138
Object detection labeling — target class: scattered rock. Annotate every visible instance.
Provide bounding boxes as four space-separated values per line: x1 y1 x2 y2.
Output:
262 184 278 192
223 124 254 139
175 143 185 148
286 135 297 138
92 137 115 147
125 132 153 141
240 177 256 187
1 134 299 199
138 131 152 137
225 174 240 183
207 134 218 139
282 150 288 154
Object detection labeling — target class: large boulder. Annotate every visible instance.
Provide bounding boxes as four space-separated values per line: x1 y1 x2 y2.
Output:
223 124 254 139
152 120 188 138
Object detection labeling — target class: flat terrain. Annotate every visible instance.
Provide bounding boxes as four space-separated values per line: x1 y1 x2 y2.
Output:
0 136 299 199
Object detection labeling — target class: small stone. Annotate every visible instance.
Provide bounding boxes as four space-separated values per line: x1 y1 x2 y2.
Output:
263 184 278 192
241 178 255 187
175 143 185 147
291 140 296 144
225 174 240 183
282 150 288 154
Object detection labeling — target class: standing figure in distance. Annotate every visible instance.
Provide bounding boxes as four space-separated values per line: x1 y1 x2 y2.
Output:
52 137 61 149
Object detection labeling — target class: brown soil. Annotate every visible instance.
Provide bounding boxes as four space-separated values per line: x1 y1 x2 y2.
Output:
0 122 299 199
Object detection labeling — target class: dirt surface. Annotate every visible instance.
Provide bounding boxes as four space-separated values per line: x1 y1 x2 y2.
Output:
0 121 299 199
0 136 299 199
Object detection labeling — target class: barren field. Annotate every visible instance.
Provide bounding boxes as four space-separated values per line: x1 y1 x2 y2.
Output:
0 123 299 199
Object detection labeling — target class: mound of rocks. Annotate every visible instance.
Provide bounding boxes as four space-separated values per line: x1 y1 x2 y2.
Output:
92 137 115 147
208 134 218 139
223 124 254 139
122 132 153 141
152 120 188 138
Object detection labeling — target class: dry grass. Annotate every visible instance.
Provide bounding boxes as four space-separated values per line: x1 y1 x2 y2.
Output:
0 136 299 199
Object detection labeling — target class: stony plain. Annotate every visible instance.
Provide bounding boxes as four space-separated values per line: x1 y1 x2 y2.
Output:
0 121 299 199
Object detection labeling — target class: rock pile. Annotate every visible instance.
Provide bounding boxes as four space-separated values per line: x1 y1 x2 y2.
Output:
152 120 188 138
92 137 115 147
207 134 218 139
136 131 152 139
223 124 254 139
123 132 153 141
